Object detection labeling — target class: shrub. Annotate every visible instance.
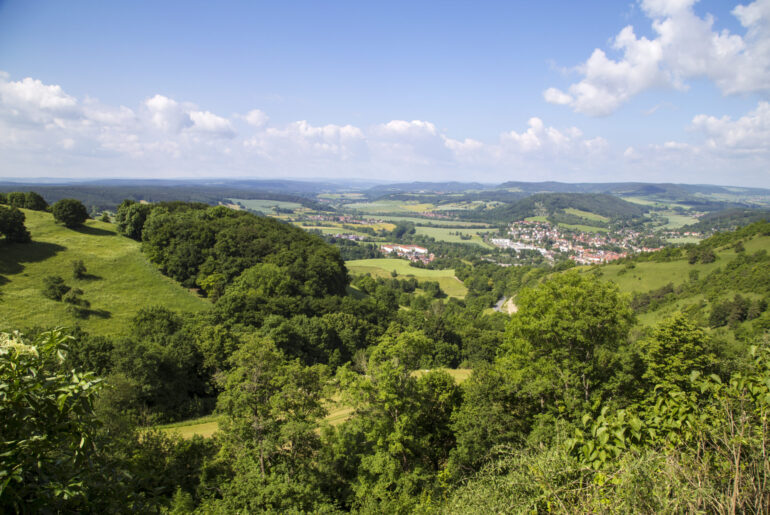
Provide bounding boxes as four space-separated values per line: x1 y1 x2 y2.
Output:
52 199 89 228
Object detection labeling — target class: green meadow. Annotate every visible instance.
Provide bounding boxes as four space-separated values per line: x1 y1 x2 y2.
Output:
0 209 209 335
415 226 496 248
345 258 468 298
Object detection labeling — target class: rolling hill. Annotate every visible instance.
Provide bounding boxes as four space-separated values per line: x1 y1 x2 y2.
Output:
0 209 210 335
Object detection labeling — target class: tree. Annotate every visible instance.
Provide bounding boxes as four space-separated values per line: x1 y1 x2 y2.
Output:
52 198 89 228
7 192 25 208
501 271 635 406
24 191 48 211
115 200 151 240
0 205 31 243
0 330 104 511
206 335 331 512
641 313 714 392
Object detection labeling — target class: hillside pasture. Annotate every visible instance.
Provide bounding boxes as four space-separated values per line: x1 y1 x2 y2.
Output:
346 258 468 298
0 210 209 335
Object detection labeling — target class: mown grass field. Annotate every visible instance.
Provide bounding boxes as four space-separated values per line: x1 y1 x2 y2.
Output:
345 258 468 298
0 210 209 335
415 227 496 248
160 369 473 439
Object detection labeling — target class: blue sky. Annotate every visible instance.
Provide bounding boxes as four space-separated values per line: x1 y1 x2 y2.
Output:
0 0 768 186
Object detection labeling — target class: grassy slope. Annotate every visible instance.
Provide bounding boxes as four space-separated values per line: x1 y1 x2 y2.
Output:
586 234 769 326
0 209 209 335
346 258 468 298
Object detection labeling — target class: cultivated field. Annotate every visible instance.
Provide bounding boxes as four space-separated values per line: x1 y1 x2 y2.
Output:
0 210 209 335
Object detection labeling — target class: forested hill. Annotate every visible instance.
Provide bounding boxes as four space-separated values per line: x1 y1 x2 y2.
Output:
469 192 648 222
116 200 348 296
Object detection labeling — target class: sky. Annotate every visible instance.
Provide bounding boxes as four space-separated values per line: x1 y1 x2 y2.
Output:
0 0 768 186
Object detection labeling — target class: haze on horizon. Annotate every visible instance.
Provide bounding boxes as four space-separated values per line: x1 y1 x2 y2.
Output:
0 0 769 187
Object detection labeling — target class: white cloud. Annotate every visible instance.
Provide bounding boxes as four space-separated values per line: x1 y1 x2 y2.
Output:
144 94 192 132
543 87 572 105
546 0 770 115
691 101 770 154
189 110 235 137
0 71 768 186
241 108 269 127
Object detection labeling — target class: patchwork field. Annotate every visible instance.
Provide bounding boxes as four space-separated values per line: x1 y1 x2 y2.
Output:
0 210 209 335
345 258 468 298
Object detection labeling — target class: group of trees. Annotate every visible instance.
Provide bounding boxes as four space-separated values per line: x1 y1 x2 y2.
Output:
3 198 769 511
0 192 89 243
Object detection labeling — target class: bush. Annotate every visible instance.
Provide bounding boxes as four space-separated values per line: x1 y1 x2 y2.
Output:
72 260 87 279
42 276 70 301
52 199 89 228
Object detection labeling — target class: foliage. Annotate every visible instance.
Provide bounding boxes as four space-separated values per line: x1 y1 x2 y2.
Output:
24 191 48 211
52 198 89 228
0 205 31 243
0 330 103 512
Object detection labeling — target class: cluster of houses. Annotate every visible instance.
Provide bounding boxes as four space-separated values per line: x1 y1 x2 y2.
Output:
380 244 435 264
491 220 663 264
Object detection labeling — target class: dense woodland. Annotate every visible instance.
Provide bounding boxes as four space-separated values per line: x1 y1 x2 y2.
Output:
2 192 770 512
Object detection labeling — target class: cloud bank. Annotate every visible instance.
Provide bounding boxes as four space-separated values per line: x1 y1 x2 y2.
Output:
0 71 768 186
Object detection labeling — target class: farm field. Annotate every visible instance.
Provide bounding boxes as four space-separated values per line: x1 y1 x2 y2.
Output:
362 214 490 227
346 258 468 298
0 210 209 335
228 198 304 214
415 226 496 248
160 369 473 439
345 200 435 214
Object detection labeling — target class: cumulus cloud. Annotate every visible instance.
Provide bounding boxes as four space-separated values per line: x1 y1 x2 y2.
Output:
241 108 269 127
0 71 768 185
691 101 770 154
546 0 770 115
